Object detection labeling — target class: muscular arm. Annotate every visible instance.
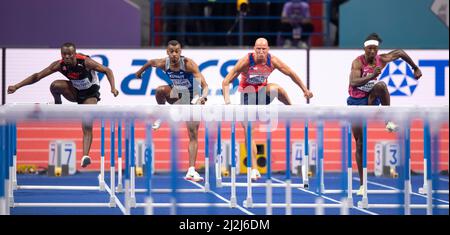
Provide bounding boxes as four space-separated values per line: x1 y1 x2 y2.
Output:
271 56 313 98
8 61 60 93
349 59 377 87
135 58 166 78
85 57 119 96
222 56 249 104
186 58 209 102
380 49 422 79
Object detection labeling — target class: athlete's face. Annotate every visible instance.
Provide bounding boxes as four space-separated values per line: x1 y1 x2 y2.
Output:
167 44 182 64
254 43 269 61
364 45 378 61
61 46 76 66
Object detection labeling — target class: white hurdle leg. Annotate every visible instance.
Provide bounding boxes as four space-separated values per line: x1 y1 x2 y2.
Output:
230 121 237 208
99 119 106 191
244 122 253 208
109 120 116 207
215 153 222 188
130 167 136 207
346 124 353 207
419 122 430 195
302 154 309 188
245 167 253 207
266 179 272 215
216 123 223 188
205 157 210 192
419 158 428 194
0 197 5 215
285 179 292 215
110 166 116 207
117 120 123 193
358 121 369 209
266 123 272 215
315 197 324 215
340 198 350 215
285 121 292 215
100 156 105 190
230 167 237 207
4 179 9 214
129 120 136 207
8 165 13 206
145 196 153 215
12 155 17 190
404 124 411 215
12 124 18 191
204 125 210 192
302 121 309 188
125 179 130 215
426 179 432 215
117 156 123 192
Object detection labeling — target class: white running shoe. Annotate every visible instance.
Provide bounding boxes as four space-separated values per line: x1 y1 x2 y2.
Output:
152 119 162 130
385 121 398 133
251 168 261 181
356 185 365 196
184 169 204 182
80 155 91 168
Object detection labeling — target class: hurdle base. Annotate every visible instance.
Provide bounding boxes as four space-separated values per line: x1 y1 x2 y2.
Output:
130 196 136 208
9 197 14 208
418 185 428 195
340 198 350 215
204 182 210 192
109 196 116 207
357 198 368 209
230 196 237 208
346 197 353 208
99 181 106 191
98 174 106 191
0 198 6 215
243 198 253 208
145 197 153 215
216 180 222 188
116 184 123 193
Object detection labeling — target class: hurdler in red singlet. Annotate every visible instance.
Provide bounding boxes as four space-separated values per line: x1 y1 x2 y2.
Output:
222 37 313 181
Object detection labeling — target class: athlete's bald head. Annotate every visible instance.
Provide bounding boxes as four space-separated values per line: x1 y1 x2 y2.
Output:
253 38 270 62
255 38 269 47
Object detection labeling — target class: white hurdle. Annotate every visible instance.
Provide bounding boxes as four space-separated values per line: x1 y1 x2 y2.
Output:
418 121 449 196
242 120 350 214
215 121 310 190
354 119 449 213
126 120 230 214
10 117 119 211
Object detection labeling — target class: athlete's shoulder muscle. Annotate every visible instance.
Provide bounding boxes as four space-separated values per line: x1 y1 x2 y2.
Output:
234 55 250 73
184 57 199 72
49 60 62 72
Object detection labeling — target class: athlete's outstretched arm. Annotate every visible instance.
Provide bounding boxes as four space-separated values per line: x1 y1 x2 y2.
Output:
85 57 119 97
222 56 248 104
187 58 209 104
380 49 422 79
135 58 166 79
271 56 313 99
7 61 60 94
348 59 380 87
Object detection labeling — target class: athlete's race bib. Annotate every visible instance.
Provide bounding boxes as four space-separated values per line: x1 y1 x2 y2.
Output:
71 78 93 90
357 80 378 93
247 75 266 85
172 79 192 89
